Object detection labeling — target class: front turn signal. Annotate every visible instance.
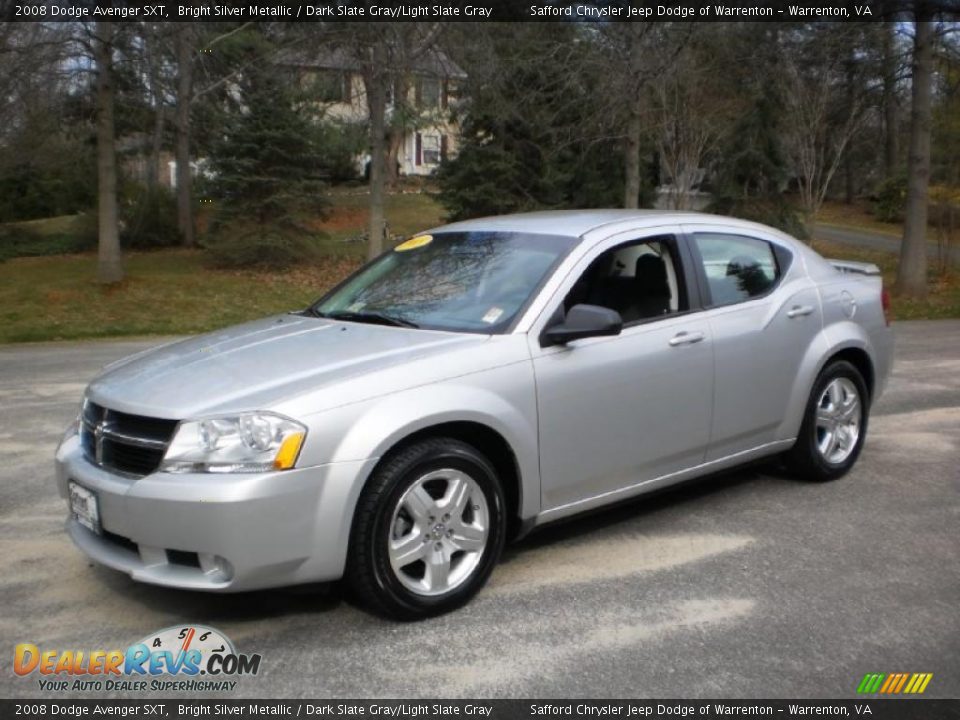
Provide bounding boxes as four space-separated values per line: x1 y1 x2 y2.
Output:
273 432 306 470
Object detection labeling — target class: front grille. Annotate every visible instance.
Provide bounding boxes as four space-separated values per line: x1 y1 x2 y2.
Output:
80 401 178 477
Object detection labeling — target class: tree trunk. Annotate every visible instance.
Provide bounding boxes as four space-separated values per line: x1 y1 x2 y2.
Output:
385 74 408 188
366 44 388 260
897 15 933 300
386 129 403 188
149 104 164 192
145 28 164 192
175 26 195 247
623 106 642 209
94 22 123 284
881 16 899 180
844 44 856 205
844 151 855 205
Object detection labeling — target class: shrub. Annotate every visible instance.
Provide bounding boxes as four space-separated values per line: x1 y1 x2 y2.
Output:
873 175 907 223
120 187 180 249
0 214 97 262
204 223 324 270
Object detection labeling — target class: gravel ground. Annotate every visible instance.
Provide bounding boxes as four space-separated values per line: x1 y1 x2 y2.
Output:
1 322 957 699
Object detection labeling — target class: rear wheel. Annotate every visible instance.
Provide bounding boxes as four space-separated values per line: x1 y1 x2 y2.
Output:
785 360 869 482
346 438 506 619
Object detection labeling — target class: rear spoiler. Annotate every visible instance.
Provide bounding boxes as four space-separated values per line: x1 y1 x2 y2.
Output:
828 259 881 276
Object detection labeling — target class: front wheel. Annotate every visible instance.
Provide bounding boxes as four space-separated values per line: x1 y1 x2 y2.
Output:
784 360 869 482
346 438 506 619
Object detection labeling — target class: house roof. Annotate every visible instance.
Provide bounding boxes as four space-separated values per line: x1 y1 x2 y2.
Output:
277 46 466 78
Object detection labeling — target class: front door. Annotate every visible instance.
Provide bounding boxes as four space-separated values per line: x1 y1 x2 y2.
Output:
530 232 714 514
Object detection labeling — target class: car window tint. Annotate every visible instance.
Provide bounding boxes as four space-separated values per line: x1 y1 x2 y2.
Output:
693 233 780 306
564 237 686 324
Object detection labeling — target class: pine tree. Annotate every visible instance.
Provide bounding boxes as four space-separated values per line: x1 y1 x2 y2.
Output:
206 63 329 268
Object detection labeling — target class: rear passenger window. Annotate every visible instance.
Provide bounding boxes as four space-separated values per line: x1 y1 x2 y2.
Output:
693 234 780 306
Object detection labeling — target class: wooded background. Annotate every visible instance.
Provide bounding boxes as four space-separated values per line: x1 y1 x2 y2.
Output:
1 16 958 302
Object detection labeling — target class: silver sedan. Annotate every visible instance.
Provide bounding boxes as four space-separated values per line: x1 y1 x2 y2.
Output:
55 211 893 618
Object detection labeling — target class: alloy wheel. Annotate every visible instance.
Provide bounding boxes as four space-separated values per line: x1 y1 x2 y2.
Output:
815 377 862 464
387 468 489 597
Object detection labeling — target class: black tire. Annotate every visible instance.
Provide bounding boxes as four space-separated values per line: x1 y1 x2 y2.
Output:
345 437 506 620
784 360 870 482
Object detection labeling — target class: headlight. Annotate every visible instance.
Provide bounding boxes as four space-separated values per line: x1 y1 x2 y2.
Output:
160 412 306 474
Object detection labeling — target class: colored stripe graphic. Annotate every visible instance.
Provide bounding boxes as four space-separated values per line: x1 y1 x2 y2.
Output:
857 672 932 694
879 674 897 693
893 673 910 693
858 674 885 694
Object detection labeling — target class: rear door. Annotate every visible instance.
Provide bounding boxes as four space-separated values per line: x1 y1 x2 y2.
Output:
683 225 822 461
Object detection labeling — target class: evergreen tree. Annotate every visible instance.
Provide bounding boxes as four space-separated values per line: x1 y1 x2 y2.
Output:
437 24 631 221
206 62 329 268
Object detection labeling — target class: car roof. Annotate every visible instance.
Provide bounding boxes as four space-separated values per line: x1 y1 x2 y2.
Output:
428 209 780 240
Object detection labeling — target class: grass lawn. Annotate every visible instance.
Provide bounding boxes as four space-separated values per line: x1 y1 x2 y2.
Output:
816 199 908 238
1 192 956 343
0 191 446 344
0 251 363 343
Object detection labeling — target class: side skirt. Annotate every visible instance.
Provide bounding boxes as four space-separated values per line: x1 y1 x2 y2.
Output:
533 438 796 526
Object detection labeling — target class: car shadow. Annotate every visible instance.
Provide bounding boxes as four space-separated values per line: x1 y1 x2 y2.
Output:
505 461 775 557
96 461 783 622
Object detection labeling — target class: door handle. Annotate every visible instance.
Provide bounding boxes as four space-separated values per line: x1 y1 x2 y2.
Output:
668 331 705 347
787 305 815 319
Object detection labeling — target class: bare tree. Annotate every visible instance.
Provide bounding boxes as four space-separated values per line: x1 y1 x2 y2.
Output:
586 24 690 209
339 23 443 259
93 21 123 283
779 27 870 227
897 14 936 299
651 34 739 210
881 15 903 179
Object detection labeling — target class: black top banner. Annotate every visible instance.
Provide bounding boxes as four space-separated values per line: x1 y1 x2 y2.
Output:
2 0 959 23
3 699 960 720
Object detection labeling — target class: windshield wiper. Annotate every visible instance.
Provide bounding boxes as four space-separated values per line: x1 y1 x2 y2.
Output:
316 310 419 329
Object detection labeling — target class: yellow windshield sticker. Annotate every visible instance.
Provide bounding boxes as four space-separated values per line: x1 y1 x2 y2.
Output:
395 234 433 252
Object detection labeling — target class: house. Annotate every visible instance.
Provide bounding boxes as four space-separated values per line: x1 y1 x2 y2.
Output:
278 46 465 178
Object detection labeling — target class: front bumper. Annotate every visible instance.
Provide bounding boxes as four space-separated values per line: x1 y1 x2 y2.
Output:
55 435 378 592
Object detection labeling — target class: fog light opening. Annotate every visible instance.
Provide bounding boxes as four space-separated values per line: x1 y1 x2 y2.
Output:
198 553 234 580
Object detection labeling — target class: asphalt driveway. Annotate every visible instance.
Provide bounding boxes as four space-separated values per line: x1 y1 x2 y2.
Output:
1 322 957 699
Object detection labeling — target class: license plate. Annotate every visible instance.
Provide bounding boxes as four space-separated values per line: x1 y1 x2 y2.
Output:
68 481 101 535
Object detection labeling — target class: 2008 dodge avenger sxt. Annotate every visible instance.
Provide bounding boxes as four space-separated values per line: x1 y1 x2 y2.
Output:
56 211 893 618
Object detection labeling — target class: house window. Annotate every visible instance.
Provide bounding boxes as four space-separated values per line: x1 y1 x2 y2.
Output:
416 76 442 109
310 70 350 103
422 135 441 165
445 79 460 106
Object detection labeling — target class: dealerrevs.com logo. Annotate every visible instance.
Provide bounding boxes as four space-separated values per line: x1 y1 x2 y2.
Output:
14 625 261 693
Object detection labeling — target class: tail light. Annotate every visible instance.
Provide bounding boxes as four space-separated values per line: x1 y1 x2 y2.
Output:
881 287 892 326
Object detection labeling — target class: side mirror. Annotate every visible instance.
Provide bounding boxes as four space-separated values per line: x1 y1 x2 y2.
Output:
541 304 623 347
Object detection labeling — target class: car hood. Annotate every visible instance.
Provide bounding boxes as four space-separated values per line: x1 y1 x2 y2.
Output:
86 314 489 419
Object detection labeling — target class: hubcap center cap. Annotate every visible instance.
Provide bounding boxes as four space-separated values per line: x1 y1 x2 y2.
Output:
432 522 446 539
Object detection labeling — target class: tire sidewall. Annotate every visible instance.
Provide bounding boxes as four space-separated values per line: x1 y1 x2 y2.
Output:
367 442 506 618
800 360 870 480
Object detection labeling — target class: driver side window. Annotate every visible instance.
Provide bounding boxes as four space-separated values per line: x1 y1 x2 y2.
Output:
563 236 687 325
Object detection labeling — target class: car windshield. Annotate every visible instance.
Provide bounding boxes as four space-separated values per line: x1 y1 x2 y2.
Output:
311 231 578 333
